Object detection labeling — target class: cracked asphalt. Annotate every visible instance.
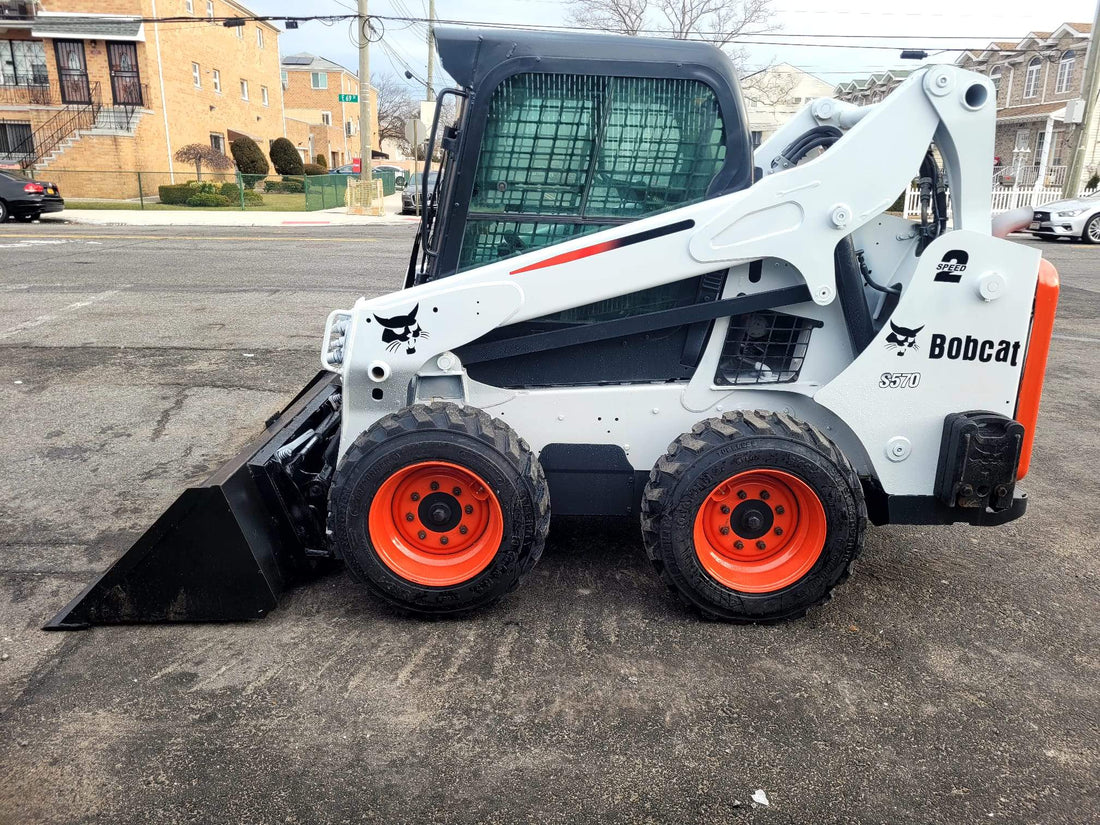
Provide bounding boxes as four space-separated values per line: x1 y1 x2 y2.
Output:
0 224 1096 825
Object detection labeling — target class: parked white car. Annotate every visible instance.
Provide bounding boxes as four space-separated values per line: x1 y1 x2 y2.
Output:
1030 191 1100 243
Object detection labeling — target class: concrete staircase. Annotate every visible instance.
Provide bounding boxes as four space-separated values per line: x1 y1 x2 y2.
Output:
35 108 142 170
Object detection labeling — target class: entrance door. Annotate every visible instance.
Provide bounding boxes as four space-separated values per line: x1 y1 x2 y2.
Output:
107 42 142 106
54 40 90 104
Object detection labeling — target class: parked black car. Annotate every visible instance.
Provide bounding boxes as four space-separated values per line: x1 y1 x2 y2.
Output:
0 170 64 222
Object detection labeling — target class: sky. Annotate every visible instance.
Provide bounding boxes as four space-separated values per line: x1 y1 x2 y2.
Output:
243 0 1098 95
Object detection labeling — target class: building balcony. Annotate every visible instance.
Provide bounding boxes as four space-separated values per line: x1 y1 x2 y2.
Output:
0 1 35 21
0 83 53 106
993 164 1067 187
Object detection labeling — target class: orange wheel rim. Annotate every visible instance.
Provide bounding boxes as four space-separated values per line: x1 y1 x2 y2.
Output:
368 461 503 587
692 469 827 593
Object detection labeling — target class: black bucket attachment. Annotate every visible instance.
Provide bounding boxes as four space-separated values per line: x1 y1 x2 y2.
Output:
46 371 342 630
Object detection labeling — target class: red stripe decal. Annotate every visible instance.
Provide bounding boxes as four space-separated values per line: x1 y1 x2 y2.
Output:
508 219 695 275
509 238 622 274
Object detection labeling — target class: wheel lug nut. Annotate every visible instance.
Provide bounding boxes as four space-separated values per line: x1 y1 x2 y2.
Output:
756 540 767 550
459 525 468 535
405 513 414 522
774 527 783 536
720 505 730 514
453 487 462 496
417 530 426 540
775 505 784 514
736 490 747 500
464 504 473 514
430 481 440 491
411 492 420 501
440 536 449 545
734 540 744 550
760 490 770 500
719 526 730 535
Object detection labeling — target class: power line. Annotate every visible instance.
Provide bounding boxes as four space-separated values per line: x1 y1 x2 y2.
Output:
89 11 1083 55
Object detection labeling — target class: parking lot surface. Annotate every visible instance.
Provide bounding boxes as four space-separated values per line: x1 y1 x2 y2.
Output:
0 226 1097 824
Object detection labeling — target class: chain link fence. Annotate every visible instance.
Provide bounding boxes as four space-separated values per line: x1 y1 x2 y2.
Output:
19 168 401 211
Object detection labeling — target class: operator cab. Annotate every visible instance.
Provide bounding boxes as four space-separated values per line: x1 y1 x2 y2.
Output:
408 26 754 286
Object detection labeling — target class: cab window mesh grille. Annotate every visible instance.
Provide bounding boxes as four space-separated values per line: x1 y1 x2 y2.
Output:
460 73 727 271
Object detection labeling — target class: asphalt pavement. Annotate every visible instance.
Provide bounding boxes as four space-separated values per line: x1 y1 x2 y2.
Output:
0 225 1096 825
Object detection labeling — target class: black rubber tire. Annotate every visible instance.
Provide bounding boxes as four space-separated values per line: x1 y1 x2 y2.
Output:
329 402 550 616
1083 214 1100 244
0 200 8 222
641 410 866 623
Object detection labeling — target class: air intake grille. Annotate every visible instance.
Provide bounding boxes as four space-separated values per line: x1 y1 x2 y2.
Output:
714 311 819 386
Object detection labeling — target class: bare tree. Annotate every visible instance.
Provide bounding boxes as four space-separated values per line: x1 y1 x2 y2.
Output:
565 0 648 35
372 73 416 146
740 66 801 107
565 0 779 70
173 143 234 180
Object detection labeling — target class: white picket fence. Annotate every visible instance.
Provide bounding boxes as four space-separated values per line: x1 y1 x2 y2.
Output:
903 185 1065 219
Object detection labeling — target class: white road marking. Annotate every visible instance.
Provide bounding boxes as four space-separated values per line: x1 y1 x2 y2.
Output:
0 288 128 340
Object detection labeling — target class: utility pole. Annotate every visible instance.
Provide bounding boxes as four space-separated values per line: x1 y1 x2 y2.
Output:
425 0 436 102
357 0 373 192
1064 0 1100 197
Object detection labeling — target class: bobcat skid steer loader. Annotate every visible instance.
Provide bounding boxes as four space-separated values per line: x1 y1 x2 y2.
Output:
48 28 1058 628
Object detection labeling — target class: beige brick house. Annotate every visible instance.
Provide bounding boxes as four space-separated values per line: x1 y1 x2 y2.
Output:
0 0 284 196
281 52 379 169
956 22 1092 190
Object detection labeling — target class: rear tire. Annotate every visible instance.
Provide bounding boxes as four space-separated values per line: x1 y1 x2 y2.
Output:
0 200 8 222
641 410 866 622
329 402 550 616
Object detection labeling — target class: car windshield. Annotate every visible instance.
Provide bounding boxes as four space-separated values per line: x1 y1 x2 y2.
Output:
408 173 438 187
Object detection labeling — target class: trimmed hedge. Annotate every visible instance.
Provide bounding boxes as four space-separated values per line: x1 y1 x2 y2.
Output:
270 137 304 176
265 177 304 194
185 193 231 207
158 183 193 205
230 136 269 177
219 183 264 205
303 163 325 176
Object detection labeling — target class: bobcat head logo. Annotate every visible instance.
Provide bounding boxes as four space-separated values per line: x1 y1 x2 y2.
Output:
885 321 923 356
374 303 429 355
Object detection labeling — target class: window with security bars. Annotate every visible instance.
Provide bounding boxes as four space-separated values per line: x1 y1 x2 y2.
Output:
458 73 728 271
714 311 818 386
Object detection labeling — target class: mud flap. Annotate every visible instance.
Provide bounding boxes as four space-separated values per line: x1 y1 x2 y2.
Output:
45 371 341 630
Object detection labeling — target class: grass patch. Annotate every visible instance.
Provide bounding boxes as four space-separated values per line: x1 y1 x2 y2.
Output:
66 192 310 212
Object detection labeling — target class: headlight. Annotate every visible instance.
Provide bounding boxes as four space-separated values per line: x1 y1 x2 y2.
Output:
1056 208 1087 217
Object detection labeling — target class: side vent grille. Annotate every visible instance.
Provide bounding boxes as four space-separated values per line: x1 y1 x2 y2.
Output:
714 310 820 386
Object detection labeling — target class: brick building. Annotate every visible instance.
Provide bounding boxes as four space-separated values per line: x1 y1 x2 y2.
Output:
955 22 1091 190
0 0 284 196
834 69 913 106
836 23 1093 192
743 64 833 149
280 52 379 169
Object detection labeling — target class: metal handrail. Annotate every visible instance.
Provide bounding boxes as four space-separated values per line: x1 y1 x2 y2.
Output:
0 83 53 106
9 82 101 168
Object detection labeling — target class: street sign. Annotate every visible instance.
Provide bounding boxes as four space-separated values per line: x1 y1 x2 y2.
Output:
338 93 358 102
404 118 426 146
420 101 436 130
352 157 361 174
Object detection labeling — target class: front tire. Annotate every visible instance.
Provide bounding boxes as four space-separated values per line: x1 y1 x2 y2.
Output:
641 410 866 622
1083 214 1100 244
0 200 8 222
329 402 550 616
